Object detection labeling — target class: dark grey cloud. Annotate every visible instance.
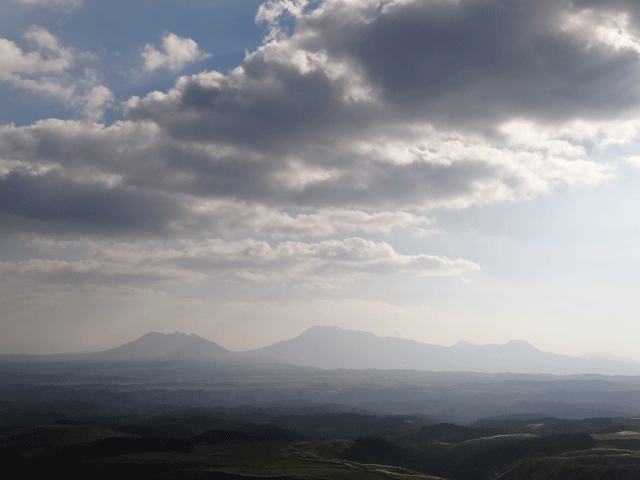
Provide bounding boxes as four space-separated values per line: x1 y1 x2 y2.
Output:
125 61 367 154
332 0 640 126
572 0 640 16
129 0 640 142
0 0 633 235
0 168 183 234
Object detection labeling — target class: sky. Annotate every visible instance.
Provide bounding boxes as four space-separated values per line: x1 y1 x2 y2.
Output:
2 0 640 359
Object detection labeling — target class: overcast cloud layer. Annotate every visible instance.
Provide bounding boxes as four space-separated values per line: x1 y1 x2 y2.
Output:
2 0 640 354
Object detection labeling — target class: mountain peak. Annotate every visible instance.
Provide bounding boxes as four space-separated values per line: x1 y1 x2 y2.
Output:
142 331 190 337
504 339 539 351
93 331 231 361
304 325 344 333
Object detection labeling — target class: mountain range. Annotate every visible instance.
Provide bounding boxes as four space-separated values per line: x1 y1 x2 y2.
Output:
4 326 640 376
242 326 640 375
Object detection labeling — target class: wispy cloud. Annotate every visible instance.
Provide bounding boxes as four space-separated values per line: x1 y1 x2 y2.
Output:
0 236 482 289
12 0 83 8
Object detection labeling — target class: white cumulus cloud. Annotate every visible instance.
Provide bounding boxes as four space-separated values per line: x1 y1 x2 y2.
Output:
0 25 75 98
0 27 112 120
142 33 211 72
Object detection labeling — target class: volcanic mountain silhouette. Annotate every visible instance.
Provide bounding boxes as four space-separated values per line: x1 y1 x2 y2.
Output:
35 326 640 375
89 331 232 361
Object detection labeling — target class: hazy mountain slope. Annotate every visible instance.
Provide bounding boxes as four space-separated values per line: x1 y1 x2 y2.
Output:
447 339 638 374
244 326 640 375
581 351 640 365
4 327 640 375
88 332 233 361
242 326 452 370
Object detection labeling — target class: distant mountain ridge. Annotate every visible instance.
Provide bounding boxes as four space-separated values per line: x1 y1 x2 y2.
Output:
4 326 640 376
241 326 640 375
580 351 640 365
